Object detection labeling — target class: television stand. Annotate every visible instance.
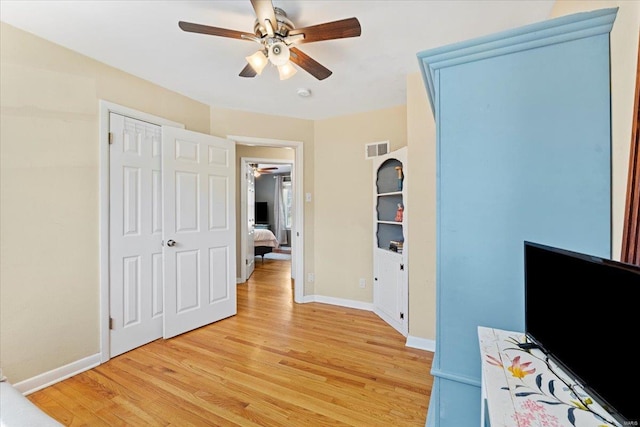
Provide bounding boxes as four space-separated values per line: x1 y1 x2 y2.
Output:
478 327 621 427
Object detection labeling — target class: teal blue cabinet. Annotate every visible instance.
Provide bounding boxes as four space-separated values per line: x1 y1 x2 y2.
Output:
417 8 617 427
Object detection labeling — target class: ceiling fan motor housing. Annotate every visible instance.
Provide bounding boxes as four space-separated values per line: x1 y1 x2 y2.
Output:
254 7 294 38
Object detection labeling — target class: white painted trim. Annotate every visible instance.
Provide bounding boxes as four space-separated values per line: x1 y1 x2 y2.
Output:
303 295 375 312
98 100 185 363
236 277 244 284
14 353 101 395
240 156 292 283
298 296 432 351
227 135 304 303
406 335 436 353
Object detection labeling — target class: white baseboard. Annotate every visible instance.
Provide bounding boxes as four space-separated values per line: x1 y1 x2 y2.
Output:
301 297 436 352
406 335 436 352
14 353 101 396
302 294 374 312
10 328 433 398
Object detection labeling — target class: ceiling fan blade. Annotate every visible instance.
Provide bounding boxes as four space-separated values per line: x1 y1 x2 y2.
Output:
287 18 361 44
239 63 257 78
250 0 278 36
289 47 332 81
178 21 255 40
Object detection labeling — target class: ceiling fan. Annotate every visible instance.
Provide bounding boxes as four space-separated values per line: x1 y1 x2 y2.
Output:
250 164 278 177
178 0 361 81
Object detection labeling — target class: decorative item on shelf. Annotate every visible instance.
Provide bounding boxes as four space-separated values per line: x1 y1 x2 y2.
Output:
389 240 404 253
395 203 404 222
395 166 403 191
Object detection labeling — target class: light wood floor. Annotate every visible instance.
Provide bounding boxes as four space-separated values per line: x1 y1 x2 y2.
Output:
28 259 434 426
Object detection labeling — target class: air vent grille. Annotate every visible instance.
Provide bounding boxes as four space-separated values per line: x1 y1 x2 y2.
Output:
365 141 390 159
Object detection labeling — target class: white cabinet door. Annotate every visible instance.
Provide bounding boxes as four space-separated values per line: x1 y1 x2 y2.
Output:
374 248 406 334
162 127 236 339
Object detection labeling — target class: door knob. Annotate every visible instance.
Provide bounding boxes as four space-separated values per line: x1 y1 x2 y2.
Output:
166 239 176 247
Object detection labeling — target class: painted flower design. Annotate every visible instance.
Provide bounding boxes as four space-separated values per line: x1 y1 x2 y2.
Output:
486 354 503 367
508 355 536 379
513 399 561 427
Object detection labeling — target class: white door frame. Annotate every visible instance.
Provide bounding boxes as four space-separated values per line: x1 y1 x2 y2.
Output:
240 159 256 283
229 135 304 304
240 156 293 283
98 100 184 363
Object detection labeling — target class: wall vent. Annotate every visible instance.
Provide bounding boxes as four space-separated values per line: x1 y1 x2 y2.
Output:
365 141 389 159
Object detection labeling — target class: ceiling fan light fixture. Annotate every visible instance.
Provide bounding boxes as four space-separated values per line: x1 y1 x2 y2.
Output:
245 50 268 74
268 41 290 66
278 62 297 80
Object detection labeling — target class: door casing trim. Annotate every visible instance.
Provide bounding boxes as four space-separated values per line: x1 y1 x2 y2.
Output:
229 135 304 304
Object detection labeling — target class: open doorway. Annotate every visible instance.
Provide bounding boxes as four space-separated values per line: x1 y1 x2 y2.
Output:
241 158 293 282
230 135 304 304
254 162 293 255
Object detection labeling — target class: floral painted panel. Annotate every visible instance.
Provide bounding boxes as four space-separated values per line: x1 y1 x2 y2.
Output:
478 327 620 427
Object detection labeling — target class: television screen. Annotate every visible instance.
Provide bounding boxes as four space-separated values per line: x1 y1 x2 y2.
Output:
524 241 639 425
255 202 268 224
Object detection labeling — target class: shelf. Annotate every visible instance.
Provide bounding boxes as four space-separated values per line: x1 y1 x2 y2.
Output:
377 222 404 250
377 193 403 222
376 158 404 194
375 247 403 257
372 147 408 337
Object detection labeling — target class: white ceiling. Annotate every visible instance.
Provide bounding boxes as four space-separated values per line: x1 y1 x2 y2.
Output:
0 0 556 120
257 163 291 175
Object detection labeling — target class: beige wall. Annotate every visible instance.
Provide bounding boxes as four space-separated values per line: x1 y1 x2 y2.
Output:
406 73 437 340
0 22 211 383
234 145 294 277
313 107 407 301
551 1 639 259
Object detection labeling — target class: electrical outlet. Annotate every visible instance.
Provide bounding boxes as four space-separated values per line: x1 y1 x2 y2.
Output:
307 272 315 283
359 278 366 288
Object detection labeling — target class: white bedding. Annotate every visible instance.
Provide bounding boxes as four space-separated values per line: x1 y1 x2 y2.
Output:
1 380 63 426
254 229 279 248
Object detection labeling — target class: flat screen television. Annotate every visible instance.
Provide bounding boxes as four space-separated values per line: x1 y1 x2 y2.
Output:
255 202 268 224
524 241 639 425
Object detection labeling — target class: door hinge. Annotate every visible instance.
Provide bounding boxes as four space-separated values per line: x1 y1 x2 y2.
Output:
400 263 404 271
400 312 405 320
246 259 249 265
108 132 114 144
109 317 114 330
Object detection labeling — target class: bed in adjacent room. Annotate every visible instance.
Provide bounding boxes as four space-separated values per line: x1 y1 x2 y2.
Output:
254 228 279 261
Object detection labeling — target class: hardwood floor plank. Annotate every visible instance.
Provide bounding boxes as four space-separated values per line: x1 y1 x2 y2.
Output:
28 259 433 426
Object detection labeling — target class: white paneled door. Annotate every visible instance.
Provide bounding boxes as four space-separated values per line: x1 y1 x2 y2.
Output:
109 113 235 357
246 162 256 280
109 113 164 357
161 126 236 339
